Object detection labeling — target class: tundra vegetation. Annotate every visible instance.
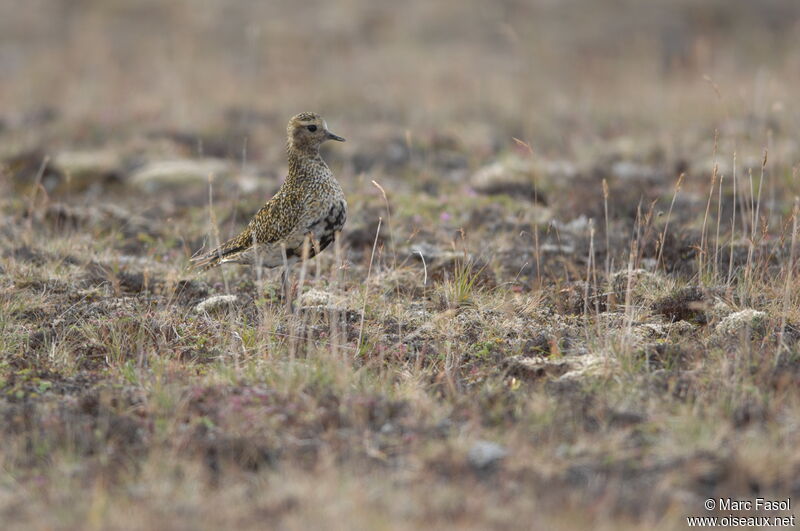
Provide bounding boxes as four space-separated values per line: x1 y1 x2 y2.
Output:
1 1 799 529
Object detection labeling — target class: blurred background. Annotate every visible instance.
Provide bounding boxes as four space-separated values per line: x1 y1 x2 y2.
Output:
1 0 799 152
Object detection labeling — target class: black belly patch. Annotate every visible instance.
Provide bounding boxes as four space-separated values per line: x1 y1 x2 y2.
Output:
295 202 346 259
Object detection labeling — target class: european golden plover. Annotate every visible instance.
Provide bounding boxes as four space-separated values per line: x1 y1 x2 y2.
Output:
192 112 347 290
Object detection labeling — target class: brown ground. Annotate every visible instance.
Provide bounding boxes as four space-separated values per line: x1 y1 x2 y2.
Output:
1 1 800 529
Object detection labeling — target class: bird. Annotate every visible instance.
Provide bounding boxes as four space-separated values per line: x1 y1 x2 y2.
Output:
192 112 347 299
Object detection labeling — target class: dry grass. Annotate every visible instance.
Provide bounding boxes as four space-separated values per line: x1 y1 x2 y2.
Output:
1 1 800 529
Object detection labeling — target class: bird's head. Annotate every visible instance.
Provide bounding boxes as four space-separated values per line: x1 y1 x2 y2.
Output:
287 112 345 152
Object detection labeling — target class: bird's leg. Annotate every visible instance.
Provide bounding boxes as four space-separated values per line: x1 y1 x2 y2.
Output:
279 244 294 313
282 264 294 314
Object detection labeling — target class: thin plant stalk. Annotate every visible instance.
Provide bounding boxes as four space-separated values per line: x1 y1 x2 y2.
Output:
777 197 799 361
357 217 382 357
727 153 737 285
699 164 718 283
603 178 611 279
714 172 724 283
24 155 50 243
657 172 684 271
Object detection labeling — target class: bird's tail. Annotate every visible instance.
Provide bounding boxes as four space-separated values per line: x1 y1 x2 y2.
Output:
191 229 252 270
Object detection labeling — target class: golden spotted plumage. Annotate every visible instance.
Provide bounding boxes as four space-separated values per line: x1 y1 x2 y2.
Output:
192 112 346 270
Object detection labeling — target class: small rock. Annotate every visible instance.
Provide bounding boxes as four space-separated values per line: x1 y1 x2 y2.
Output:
299 289 332 307
638 323 669 339
670 320 697 335
611 160 663 183
637 318 696 339
470 157 542 200
541 159 579 180
715 309 767 337
505 356 574 380
555 353 611 382
409 242 461 263
467 440 507 470
562 215 591 234
129 159 232 191
611 269 667 305
52 150 122 190
297 289 353 316
708 299 734 321
195 295 238 314
539 242 576 254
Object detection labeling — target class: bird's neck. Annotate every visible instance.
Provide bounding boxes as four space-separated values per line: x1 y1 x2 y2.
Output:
287 143 324 178
287 141 320 159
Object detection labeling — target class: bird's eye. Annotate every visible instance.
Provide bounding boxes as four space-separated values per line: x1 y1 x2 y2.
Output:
306 125 317 132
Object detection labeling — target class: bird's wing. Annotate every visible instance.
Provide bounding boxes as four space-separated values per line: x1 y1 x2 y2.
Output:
191 187 304 270
246 187 306 245
190 225 254 270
